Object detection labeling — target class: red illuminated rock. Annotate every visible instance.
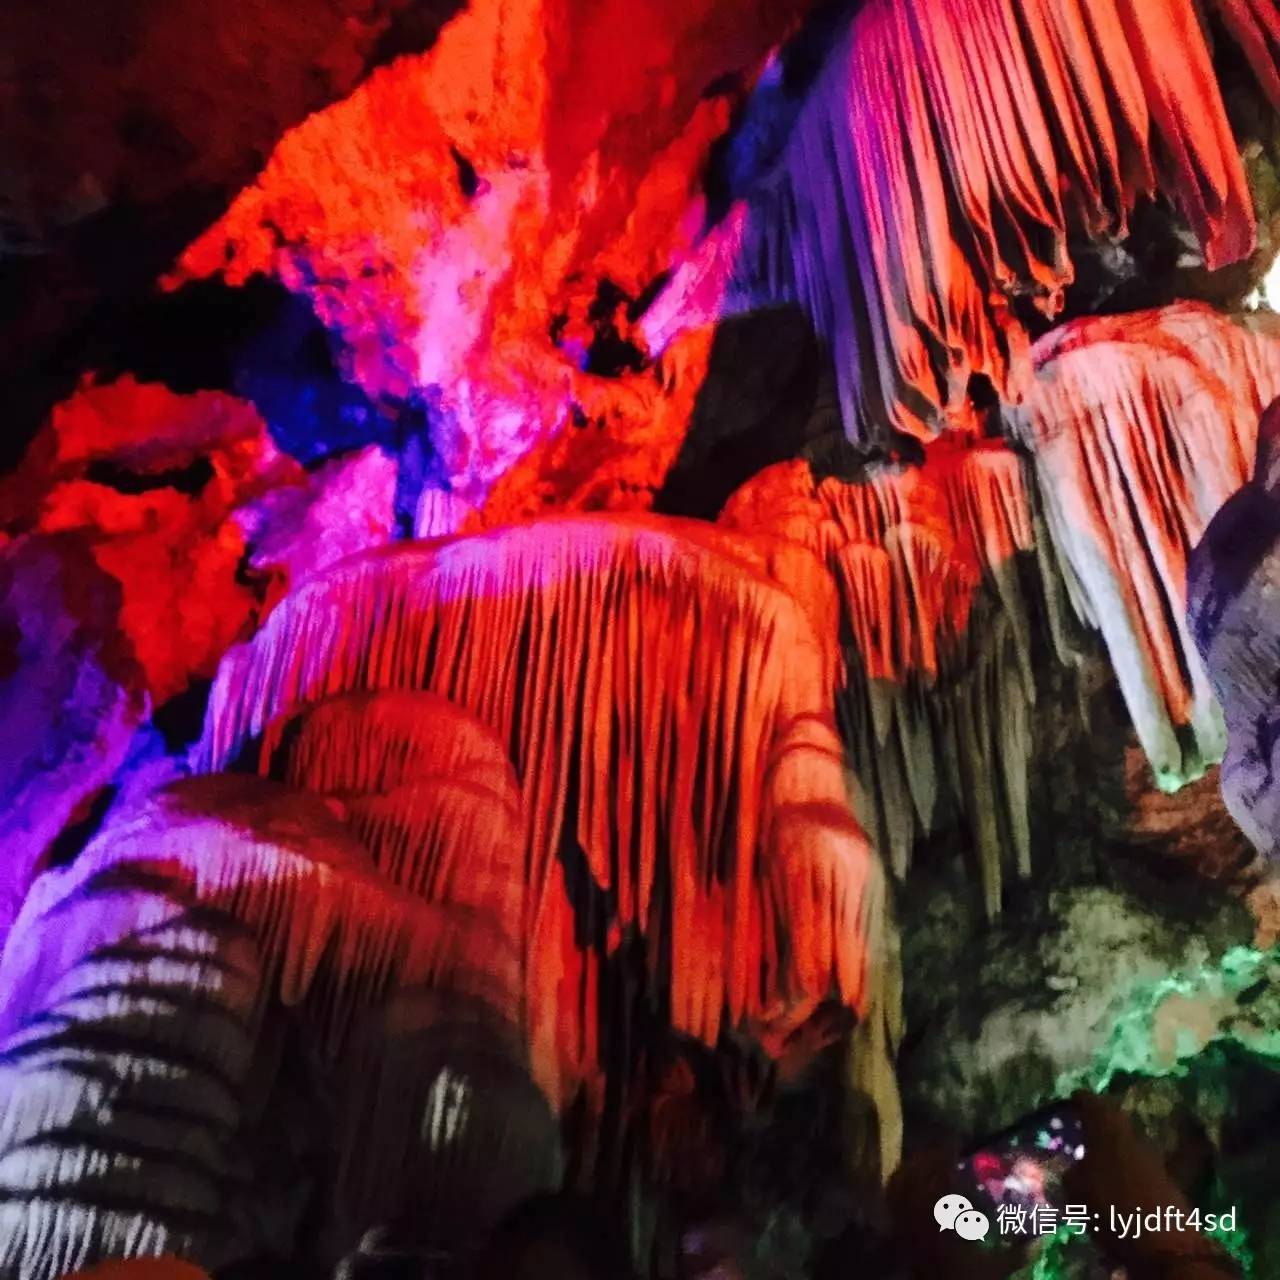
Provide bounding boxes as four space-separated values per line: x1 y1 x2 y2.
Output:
263 691 527 942
721 440 1034 914
8 381 402 704
168 0 812 506
195 515 898 1169
5 379 300 703
38 483 259 705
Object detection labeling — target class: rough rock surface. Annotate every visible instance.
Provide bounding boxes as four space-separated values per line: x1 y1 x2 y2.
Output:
0 0 468 466
896 649 1259 1144
2 379 299 702
0 535 145 946
237 445 399 596
1190 397 1280 867
166 0 814 505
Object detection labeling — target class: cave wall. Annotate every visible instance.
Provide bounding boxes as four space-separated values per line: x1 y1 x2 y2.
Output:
9 1 1280 1278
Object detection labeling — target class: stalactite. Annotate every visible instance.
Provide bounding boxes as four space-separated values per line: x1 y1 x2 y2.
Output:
0 773 536 1277
0 877 265 1277
415 489 478 540
266 689 523 807
1013 304 1280 792
642 0 1280 444
196 515 894 1156
720 441 1035 914
0 777 522 1053
264 692 527 942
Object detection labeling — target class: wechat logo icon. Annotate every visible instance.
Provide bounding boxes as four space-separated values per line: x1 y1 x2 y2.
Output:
934 1194 990 1242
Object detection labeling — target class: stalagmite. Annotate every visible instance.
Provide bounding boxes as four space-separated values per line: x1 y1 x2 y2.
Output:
720 441 1035 914
1014 304 1280 791
642 0 1280 443
196 514 895 1161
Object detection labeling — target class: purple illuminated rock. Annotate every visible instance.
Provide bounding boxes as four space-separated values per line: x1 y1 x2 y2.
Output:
1189 398 1280 860
0 535 146 946
235 444 398 590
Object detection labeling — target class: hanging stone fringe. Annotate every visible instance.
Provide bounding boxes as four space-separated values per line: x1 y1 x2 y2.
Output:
1012 304 1280 792
721 441 1035 915
0 775 531 1276
197 515 894 1158
266 689 520 799
0 777 522 1057
0 878 265 1276
264 692 527 943
642 0 1280 443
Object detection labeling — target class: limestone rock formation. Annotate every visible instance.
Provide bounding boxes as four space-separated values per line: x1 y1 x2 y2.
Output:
0 0 468 465
236 446 400 604
721 439 1035 915
1 381 409 705
644 0 1280 444
196 515 897 1163
1190 396 1280 862
330 991 563 1257
0 379 299 703
0 536 146 947
14 0 1280 1275
165 0 814 506
1019 304 1280 793
0 775 532 1276
263 690 528 942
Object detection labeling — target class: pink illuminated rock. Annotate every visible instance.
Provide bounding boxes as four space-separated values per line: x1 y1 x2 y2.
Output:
237 445 398 597
167 0 811 506
1190 397 1280 863
644 0 1280 444
0 774 529 1275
